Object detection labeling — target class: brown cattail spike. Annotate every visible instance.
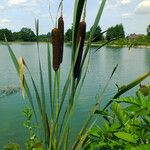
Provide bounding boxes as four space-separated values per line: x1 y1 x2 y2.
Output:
58 16 64 64
52 28 60 72
74 21 86 79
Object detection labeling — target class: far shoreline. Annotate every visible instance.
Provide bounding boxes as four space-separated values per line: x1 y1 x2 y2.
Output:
1 41 150 49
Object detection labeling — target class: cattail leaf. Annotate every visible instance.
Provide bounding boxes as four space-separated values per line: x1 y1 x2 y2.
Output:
23 61 43 116
72 0 85 61
81 0 106 71
47 43 53 118
103 72 150 111
72 64 118 149
113 72 150 99
35 19 49 147
56 39 81 130
19 57 24 98
5 39 38 122
23 60 50 147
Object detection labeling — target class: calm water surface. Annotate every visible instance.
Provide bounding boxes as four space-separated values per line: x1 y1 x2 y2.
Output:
0 43 150 148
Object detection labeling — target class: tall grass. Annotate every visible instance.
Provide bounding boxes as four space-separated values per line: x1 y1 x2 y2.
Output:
5 0 150 149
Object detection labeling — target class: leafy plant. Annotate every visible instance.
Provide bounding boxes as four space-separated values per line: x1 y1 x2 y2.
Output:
84 91 150 150
23 107 42 150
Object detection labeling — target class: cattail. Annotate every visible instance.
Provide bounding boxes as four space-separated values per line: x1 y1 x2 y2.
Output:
52 28 60 72
58 16 64 64
74 21 86 79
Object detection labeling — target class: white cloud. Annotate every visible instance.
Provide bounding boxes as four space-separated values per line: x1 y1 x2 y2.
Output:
8 0 48 7
8 0 35 7
121 0 131 5
108 0 131 8
0 5 4 10
121 13 132 19
0 18 11 27
135 0 150 14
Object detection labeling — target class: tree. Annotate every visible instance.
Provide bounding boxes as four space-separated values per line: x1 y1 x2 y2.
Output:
65 28 72 42
106 24 125 40
0 28 13 41
19 27 36 41
147 25 150 36
86 26 103 42
91 26 103 42
13 32 21 41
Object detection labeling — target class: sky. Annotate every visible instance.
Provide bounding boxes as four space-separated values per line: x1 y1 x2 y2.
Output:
0 0 150 35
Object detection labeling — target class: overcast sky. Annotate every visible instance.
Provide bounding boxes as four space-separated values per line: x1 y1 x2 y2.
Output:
0 0 150 35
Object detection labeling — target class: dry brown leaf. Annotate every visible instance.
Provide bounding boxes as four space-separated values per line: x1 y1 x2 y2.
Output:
19 57 24 98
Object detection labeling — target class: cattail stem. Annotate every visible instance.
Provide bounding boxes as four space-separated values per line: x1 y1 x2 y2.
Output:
83 0 87 22
60 0 63 17
49 2 54 28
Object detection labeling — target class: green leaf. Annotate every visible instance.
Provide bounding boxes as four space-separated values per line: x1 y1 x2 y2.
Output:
111 102 127 124
5 40 37 122
114 132 138 143
115 96 141 106
88 127 101 138
137 91 147 108
131 144 150 150
109 123 121 132
124 104 141 112
147 94 150 112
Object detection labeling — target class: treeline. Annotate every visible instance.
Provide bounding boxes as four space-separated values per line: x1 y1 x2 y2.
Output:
65 24 125 42
1 24 150 42
0 27 51 42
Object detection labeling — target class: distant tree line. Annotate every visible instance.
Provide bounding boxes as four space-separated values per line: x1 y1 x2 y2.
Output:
1 24 150 42
147 25 150 36
65 24 125 42
0 27 51 42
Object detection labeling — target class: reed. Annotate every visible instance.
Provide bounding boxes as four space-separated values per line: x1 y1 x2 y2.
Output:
52 28 60 72
58 16 64 64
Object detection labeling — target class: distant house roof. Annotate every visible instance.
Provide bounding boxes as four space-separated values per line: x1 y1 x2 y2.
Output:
128 33 144 39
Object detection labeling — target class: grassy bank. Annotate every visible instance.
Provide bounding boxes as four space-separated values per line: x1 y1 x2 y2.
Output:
65 36 150 48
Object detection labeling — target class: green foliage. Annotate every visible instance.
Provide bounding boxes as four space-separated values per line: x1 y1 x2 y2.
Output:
106 24 125 40
19 27 36 42
0 28 50 42
38 32 51 42
147 25 150 36
86 26 103 42
13 32 21 41
84 92 150 150
0 29 13 41
65 28 72 42
23 107 43 150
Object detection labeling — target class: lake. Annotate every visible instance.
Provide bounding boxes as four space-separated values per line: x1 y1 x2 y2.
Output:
0 43 150 149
